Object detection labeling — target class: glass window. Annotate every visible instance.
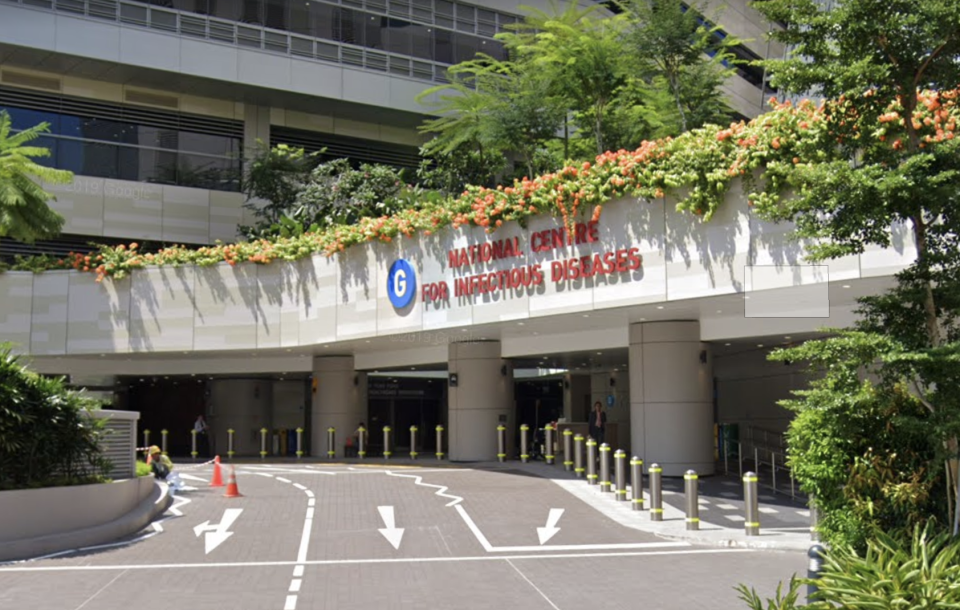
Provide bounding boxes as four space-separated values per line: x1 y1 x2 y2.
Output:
409 24 433 60
61 115 138 145
383 18 417 56
265 0 287 29
453 32 479 63
59 139 120 180
32 136 59 169
364 13 383 49
178 131 240 156
335 9 364 46
206 0 241 20
434 28 453 63
241 0 263 24
0 105 60 133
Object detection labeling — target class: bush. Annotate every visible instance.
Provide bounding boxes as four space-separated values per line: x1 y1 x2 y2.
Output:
136 460 152 477
737 522 960 609
0 344 111 489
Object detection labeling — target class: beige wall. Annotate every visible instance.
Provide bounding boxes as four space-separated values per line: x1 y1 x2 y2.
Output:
714 347 810 434
0 183 916 359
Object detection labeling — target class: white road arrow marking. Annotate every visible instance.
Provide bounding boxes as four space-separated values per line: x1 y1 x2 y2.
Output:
193 508 243 554
377 506 405 550
537 509 564 545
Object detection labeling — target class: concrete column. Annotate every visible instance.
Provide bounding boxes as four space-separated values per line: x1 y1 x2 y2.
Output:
209 379 273 456
563 373 591 422
629 321 713 476
311 356 366 458
448 341 514 461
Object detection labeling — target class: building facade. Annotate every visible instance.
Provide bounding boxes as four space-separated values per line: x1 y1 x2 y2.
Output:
0 0 896 473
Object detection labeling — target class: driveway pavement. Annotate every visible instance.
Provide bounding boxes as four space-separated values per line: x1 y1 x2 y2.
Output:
0 461 811 610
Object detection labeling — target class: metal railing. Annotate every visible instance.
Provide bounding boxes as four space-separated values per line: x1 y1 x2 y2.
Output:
720 424 802 501
2 0 455 84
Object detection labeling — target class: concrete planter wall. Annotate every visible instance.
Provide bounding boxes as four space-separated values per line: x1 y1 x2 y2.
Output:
0 476 168 561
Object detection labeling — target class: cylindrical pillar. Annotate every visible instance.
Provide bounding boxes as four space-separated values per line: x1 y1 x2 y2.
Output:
807 544 826 603
358 426 366 459
260 427 268 459
614 449 627 501
409 426 418 460
436 425 444 460
631 456 644 511
684 469 699 531
161 429 169 455
649 463 663 521
143 429 151 449
520 424 529 463
544 424 555 465
327 427 336 459
563 430 573 472
227 428 235 460
311 357 366 458
629 322 714 476
191 429 198 460
599 443 612 492
586 439 598 485
383 426 392 459
497 425 507 462
296 427 303 459
574 434 584 478
744 471 760 536
448 342 514 461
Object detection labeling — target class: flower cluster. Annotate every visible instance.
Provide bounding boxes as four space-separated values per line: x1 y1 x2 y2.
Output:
11 87 960 282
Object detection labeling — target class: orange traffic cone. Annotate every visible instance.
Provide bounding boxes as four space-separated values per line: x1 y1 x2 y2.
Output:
223 466 243 498
210 456 224 487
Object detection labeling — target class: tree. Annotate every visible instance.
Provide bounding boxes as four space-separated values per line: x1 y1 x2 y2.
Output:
0 110 72 243
240 141 321 238
748 0 960 537
621 0 737 133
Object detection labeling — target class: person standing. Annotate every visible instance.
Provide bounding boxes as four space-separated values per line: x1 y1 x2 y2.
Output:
588 401 606 445
194 414 210 458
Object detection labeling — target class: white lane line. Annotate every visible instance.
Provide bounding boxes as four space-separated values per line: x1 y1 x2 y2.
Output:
254 473 276 478
276 477 292 484
796 510 811 517
304 490 315 498
289 579 302 593
454 505 494 551
715 503 737 510
307 498 316 507
293 483 307 490
179 473 209 482
306 508 315 520
168 494 191 517
385 470 463 506
0 548 755 572
758 507 780 514
725 515 746 522
284 594 297 610
506 559 561 610
293 565 304 577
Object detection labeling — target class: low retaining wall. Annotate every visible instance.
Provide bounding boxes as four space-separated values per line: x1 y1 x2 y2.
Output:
0 476 170 561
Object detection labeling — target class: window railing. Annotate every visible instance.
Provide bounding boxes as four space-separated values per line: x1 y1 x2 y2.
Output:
33 133 241 192
2 0 461 84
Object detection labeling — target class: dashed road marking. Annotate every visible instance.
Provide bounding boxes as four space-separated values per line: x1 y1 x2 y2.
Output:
758 507 779 514
715 503 737 510
724 515 746 522
796 510 810 517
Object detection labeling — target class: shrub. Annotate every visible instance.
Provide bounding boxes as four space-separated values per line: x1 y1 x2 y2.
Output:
737 522 960 609
0 344 111 489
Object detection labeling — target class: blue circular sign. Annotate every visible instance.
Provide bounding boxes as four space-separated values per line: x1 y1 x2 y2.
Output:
387 259 416 309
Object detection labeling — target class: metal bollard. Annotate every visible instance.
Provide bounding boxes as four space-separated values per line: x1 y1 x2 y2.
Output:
143 429 151 449
574 434 584 478
497 425 507 462
631 456 644 511
161 429 169 455
227 428 235 460
520 424 529 463
744 471 760 536
191 429 198 460
436 425 444 460
599 443 612 492
649 463 663 521
586 439 598 485
563 430 573 471
544 424 555 465
806 543 826 603
260 427 268 459
383 426 392 459
296 427 303 459
614 449 627 501
684 469 700 531
327 427 336 459
358 426 367 459
409 426 418 460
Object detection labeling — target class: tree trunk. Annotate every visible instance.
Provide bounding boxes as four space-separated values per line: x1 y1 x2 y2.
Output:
669 70 688 133
595 100 605 156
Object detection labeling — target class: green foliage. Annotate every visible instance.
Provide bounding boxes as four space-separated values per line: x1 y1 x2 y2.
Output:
293 158 415 228
416 144 506 195
620 0 737 132
0 344 111 489
738 522 960 609
136 460 152 477
0 110 72 243
770 332 951 550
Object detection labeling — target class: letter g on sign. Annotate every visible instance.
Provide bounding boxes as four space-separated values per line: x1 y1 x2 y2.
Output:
387 259 417 309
